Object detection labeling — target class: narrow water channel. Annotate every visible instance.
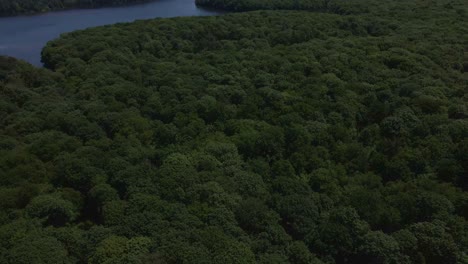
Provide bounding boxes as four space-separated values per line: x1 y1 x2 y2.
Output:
0 0 223 65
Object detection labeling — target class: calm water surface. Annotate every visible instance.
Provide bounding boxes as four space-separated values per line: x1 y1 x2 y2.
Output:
0 0 223 66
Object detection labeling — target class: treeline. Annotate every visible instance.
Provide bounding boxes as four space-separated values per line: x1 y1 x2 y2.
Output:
195 0 468 18
194 0 337 12
0 0 152 16
1 0 468 263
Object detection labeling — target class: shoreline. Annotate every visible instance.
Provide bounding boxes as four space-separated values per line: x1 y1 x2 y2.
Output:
0 0 161 18
0 0 225 66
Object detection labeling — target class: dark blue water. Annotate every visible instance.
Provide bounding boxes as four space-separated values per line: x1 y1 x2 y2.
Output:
0 0 223 66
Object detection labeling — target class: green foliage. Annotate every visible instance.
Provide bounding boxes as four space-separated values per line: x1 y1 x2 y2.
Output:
1 0 467 262
89 235 152 264
195 0 342 13
3 235 71 264
26 193 79 226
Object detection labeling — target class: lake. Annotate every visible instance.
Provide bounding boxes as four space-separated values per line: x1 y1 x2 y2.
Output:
0 0 223 66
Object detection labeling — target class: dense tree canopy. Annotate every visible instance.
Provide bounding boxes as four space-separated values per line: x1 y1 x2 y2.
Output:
195 0 332 12
1 0 467 263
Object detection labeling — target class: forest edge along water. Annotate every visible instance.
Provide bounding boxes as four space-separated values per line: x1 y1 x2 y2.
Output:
0 0 224 66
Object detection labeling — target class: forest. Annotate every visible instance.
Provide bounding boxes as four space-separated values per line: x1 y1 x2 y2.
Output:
0 0 152 16
1 0 468 263
195 0 344 12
